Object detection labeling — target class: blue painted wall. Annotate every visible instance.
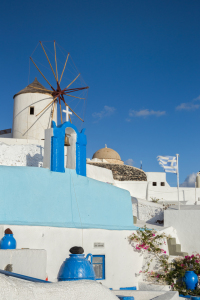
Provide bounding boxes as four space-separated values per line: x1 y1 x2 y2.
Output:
0 166 137 230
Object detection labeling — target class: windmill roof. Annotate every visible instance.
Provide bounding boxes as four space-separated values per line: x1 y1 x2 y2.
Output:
13 78 52 98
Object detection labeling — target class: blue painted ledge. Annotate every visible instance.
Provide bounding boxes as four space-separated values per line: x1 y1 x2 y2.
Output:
0 166 138 230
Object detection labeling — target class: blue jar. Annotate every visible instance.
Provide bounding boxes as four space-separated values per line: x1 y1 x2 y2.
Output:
0 234 16 249
191 297 200 300
183 271 198 290
58 253 96 281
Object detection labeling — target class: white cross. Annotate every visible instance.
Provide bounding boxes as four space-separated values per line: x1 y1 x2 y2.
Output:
62 106 72 122
168 157 176 167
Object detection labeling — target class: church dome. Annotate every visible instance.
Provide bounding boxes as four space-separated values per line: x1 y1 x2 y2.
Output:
13 78 52 98
92 146 121 161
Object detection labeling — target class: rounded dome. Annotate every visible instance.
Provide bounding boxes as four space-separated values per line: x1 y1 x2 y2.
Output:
92 147 121 161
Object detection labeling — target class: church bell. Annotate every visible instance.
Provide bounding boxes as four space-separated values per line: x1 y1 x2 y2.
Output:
64 134 70 146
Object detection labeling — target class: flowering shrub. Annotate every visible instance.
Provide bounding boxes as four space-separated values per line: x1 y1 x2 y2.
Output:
128 226 168 273
128 226 200 296
128 225 167 254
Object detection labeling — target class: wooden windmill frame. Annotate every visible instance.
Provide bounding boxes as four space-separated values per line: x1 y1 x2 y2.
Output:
24 41 89 135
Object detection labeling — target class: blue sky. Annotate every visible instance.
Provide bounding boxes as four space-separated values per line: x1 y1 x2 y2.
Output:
1 0 200 186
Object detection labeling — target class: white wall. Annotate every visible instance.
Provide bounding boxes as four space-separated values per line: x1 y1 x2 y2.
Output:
164 209 200 254
66 128 76 170
146 172 170 187
132 198 163 222
0 249 46 280
114 181 148 199
87 164 115 184
12 93 57 140
0 141 44 167
1 225 143 290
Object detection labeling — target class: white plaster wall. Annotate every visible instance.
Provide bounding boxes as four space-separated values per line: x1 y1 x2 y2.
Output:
66 128 76 170
43 128 53 169
114 181 148 199
146 172 169 186
0 138 44 146
132 198 163 222
114 180 200 205
3 225 143 290
87 164 115 184
0 142 44 167
0 249 46 280
0 275 119 300
12 93 57 140
164 209 200 254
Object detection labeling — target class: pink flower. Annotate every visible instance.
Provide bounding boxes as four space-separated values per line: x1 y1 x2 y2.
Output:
152 234 155 236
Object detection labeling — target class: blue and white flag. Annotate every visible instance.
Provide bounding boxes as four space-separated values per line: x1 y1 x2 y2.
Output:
157 156 177 173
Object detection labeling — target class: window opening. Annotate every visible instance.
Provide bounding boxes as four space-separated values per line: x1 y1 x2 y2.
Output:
160 182 165 186
30 107 34 115
93 255 105 280
152 182 157 186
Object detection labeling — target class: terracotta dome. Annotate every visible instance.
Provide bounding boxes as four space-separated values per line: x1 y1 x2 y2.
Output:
92 146 121 161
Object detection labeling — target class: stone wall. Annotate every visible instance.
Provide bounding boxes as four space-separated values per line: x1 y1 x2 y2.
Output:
87 162 147 181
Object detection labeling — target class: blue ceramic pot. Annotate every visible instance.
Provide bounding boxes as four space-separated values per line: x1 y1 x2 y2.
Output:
183 271 198 290
58 253 96 281
0 234 16 249
191 297 200 300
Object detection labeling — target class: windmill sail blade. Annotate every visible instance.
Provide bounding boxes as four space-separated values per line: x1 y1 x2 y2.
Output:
29 85 52 93
65 94 85 100
64 102 84 122
40 41 57 81
59 53 69 84
14 97 53 119
30 57 54 89
66 73 80 89
54 41 58 81
64 86 89 94
36 99 55 117
60 102 63 124
22 103 53 136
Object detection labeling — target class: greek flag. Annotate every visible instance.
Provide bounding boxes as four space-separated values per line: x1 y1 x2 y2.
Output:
157 156 177 173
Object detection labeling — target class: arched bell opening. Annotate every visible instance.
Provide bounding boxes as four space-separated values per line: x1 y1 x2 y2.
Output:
65 127 77 170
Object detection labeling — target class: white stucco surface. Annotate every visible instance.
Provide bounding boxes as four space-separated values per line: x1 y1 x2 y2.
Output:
87 164 115 184
0 225 143 290
132 198 163 222
12 93 57 140
164 209 200 254
0 249 46 280
66 127 76 170
0 275 118 300
0 142 44 167
43 128 53 169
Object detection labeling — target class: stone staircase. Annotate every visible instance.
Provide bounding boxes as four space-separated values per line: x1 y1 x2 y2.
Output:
167 238 188 257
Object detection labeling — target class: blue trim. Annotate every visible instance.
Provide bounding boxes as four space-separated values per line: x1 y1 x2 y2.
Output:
117 297 134 300
51 121 87 176
0 269 51 283
120 287 137 290
93 255 105 280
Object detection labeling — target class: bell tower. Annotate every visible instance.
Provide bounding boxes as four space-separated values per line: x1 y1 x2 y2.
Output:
43 121 87 176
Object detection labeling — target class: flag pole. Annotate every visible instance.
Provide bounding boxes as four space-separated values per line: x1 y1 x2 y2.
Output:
176 154 180 210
